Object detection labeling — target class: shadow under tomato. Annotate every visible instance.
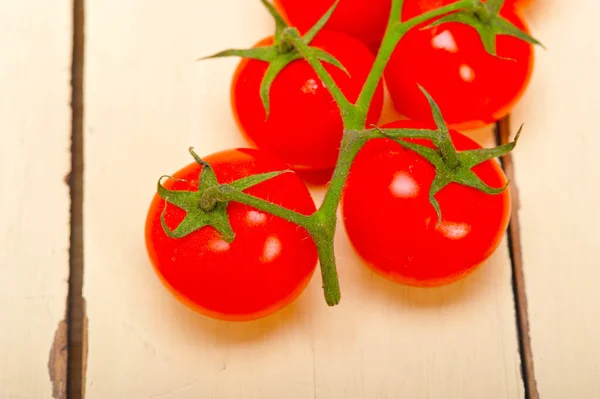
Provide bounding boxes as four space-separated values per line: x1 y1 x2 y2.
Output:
346 242 498 309
161 285 316 345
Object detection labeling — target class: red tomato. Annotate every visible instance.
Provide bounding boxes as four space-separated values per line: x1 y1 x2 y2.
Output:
384 0 534 130
145 149 318 321
274 0 391 53
506 0 533 9
341 120 511 286
232 30 384 173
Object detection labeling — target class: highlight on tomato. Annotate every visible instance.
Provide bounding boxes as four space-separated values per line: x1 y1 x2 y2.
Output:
384 0 535 130
341 120 511 287
231 30 384 174
145 148 318 321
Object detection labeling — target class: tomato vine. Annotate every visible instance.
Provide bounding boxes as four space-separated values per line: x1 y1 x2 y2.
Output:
147 0 542 316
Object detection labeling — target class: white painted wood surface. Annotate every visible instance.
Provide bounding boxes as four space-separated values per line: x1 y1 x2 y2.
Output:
84 1 524 398
510 1 600 397
0 1 72 398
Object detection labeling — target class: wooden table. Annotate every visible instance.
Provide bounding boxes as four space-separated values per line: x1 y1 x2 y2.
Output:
2 0 598 398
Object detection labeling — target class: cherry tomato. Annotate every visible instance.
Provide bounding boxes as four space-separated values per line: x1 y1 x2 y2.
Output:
232 30 384 174
274 0 391 53
341 120 511 287
384 0 534 130
145 148 318 321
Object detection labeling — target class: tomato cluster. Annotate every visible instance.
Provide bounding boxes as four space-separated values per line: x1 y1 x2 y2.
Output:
145 0 537 321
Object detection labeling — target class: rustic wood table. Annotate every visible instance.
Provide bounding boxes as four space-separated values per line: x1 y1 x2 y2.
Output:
1 0 598 398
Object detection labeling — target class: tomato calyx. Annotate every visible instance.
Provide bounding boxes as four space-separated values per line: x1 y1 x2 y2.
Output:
423 0 543 56
157 147 291 242
200 0 347 117
375 86 520 223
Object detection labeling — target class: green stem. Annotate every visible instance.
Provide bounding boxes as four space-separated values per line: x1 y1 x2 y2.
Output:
355 0 473 121
199 126 442 306
282 28 359 125
311 130 375 306
317 129 369 217
438 133 460 169
202 183 342 306
202 185 314 231
306 130 374 306
389 0 405 23
308 126 440 305
311 229 340 306
354 0 405 121
315 127 441 216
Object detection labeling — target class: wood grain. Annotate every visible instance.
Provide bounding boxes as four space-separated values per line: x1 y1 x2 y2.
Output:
0 1 72 398
83 1 524 397
509 1 600 398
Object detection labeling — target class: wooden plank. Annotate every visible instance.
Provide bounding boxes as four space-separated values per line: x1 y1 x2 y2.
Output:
509 2 600 398
84 1 524 397
0 1 72 398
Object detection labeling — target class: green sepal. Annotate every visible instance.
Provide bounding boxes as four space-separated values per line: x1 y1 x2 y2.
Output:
229 170 293 191
418 84 448 135
423 0 543 56
388 129 519 224
200 169 292 210
259 48 347 117
158 175 235 242
375 85 518 222
311 48 347 73
460 124 522 168
374 127 440 141
199 47 278 63
199 0 347 118
303 0 340 44
260 53 302 117
157 148 290 242
417 85 460 168
484 0 504 15
259 0 289 45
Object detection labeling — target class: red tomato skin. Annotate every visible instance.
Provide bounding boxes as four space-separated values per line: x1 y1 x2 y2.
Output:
341 120 511 287
145 149 318 321
384 1 534 130
506 0 533 10
274 0 391 52
231 30 384 172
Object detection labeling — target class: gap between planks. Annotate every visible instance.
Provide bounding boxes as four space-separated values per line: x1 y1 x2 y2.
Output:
495 116 539 399
67 0 86 397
